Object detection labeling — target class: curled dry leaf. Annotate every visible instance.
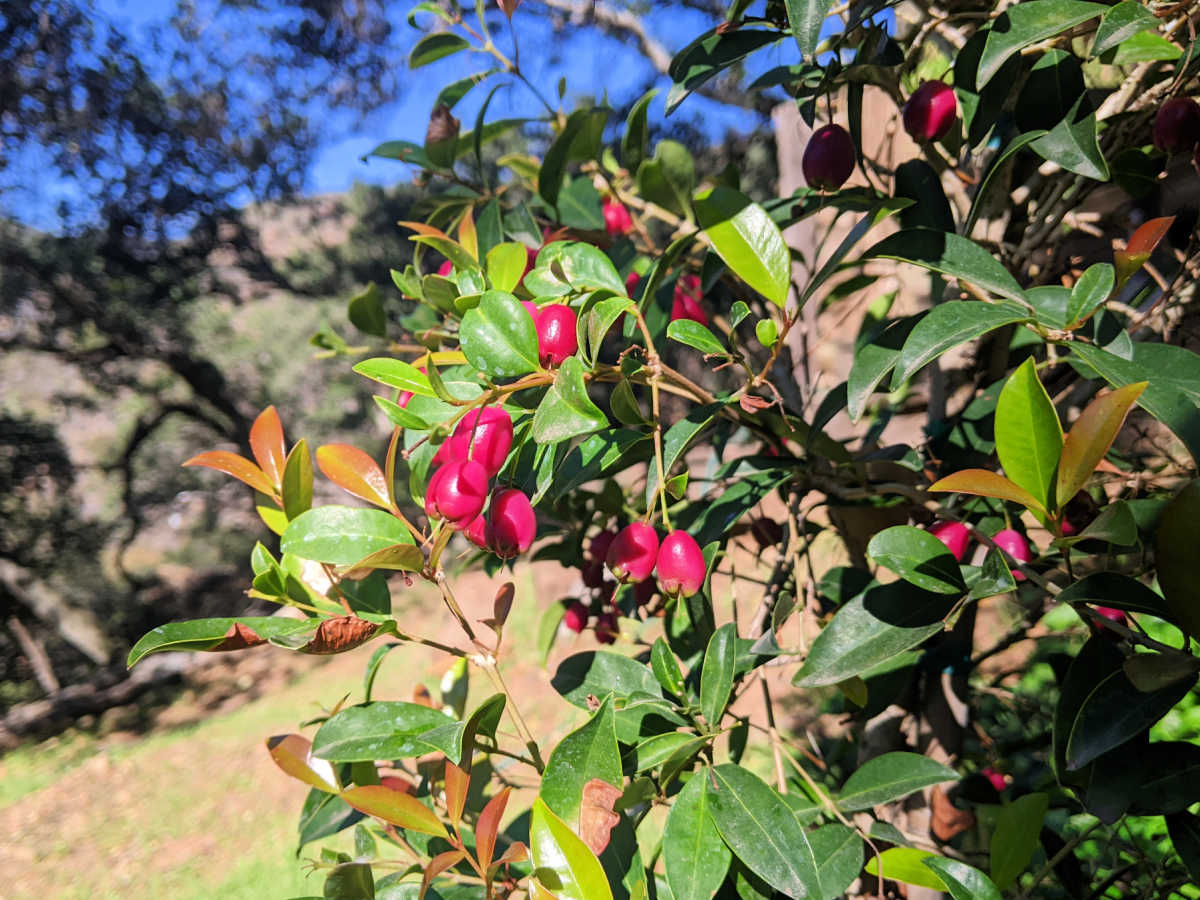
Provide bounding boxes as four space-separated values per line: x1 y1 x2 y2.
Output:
301 616 379 654
209 621 267 651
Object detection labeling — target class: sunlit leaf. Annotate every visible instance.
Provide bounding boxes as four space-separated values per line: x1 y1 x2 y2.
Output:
183 450 276 497
341 785 448 838
1056 382 1146 507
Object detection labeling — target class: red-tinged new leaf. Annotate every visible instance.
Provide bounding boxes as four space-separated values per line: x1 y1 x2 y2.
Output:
342 543 425 579
1115 216 1174 288
341 785 450 838
475 786 512 870
444 761 469 832
490 841 529 874
398 220 453 240
183 450 277 497
266 733 340 793
1056 382 1147 507
250 405 287 489
420 849 466 900
929 469 1045 514
316 443 392 509
458 207 478 260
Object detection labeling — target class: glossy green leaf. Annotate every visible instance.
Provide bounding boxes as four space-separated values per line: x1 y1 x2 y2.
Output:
1056 381 1146 507
666 29 782 114
1058 572 1173 619
995 357 1063 511
929 469 1046 514
540 110 593 209
298 789 364 851
663 773 732 900
341 785 448 839
1053 500 1137 548
409 32 471 69
552 651 662 709
281 507 414 566
755 318 778 348
1066 262 1115 328
621 90 658 172
793 581 958 687
530 797 615 900
651 637 687 697
324 861 374 899
550 428 651 498
694 187 789 308
460 290 541 377
892 301 1031 386
706 765 821 899
637 140 694 217
1092 1 1159 56
532 356 609 444
348 283 387 337
989 792 1048 890
668 319 727 357
968 548 1019 599
373 396 430 431
700 623 737 726
354 359 437 398
846 316 919 421
610 380 648 426
1030 94 1109 181
645 403 719 509
866 526 967 595
864 848 945 891
282 439 314 520
1106 29 1181 63
311 702 453 762
541 697 621 826
554 241 627 296
837 752 958 812
584 298 635 366
810 825 863 900
785 0 834 59
126 616 316 666
977 1 1107 86
630 733 703 774
922 858 1002 900
864 229 1026 304
486 242 529 293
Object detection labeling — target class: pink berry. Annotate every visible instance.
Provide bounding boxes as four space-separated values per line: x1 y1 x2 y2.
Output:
903 80 958 142
537 305 578 367
671 274 708 326
563 600 589 633
447 407 514 478
928 521 970 562
425 465 448 521
430 460 490 529
655 530 706 599
437 259 454 277
398 366 427 409
602 199 634 236
993 529 1032 581
1096 606 1126 625
802 124 855 191
595 611 619 644
465 513 489 550
486 488 537 557
1153 97 1200 154
522 300 540 322
981 768 1007 793
625 271 642 296
606 522 660 584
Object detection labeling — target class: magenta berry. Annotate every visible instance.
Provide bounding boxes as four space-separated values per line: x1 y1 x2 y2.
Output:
1153 97 1200 154
655 530 706 599
993 529 1032 581
425 465 448 521
625 271 642 296
602 198 634 236
802 124 855 191
536 305 578 367
594 611 619 644
448 407 513 477
903 80 957 142
671 274 708 326
563 600 589 634
606 522 660 584
430 459 490 529
981 768 1007 793
465 513 489 550
928 521 970 562
486 488 537 557
437 259 454 277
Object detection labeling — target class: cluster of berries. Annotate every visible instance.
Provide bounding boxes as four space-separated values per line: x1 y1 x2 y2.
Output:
423 407 536 558
562 524 707 643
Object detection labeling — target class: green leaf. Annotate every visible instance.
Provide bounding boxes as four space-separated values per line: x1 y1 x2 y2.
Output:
995 357 1063 511
1158 479 1200 639
409 32 471 69
1058 572 1175 619
551 428 651 498
892 301 1031 387
1091 0 1159 55
663 773 732 900
668 319 728 357
585 298 635 366
540 697 621 826
636 141 695 218
922 858 1002 900
281 507 414 566
1030 93 1109 181
866 526 967 595
348 283 387 337
1123 653 1200 693
435 69 498 111
700 623 737 726
1106 28 1181 63
847 316 919 421
340 785 447 839
989 792 1049 890
645 404 719 509
755 318 778 348
552 651 662 709
705 765 821 899
837 752 958 812
1053 500 1137 548
558 178 606 230
282 439 314 520
785 0 835 60
540 109 593 210
324 861 375 899
651 637 687 697
127 616 317 666
554 241 626 295
666 29 783 115
530 797 615 900
354 359 437 398
532 356 609 443
694 187 790 308
373 395 430 431
486 242 530 293
312 702 453 762
865 848 946 891
863 229 1027 304
1167 812 1200 884
298 789 364 851
621 90 658 172
793 581 958 687
459 291 542 378
810 825 864 900
968 548 1019 599
977 1 1107 87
